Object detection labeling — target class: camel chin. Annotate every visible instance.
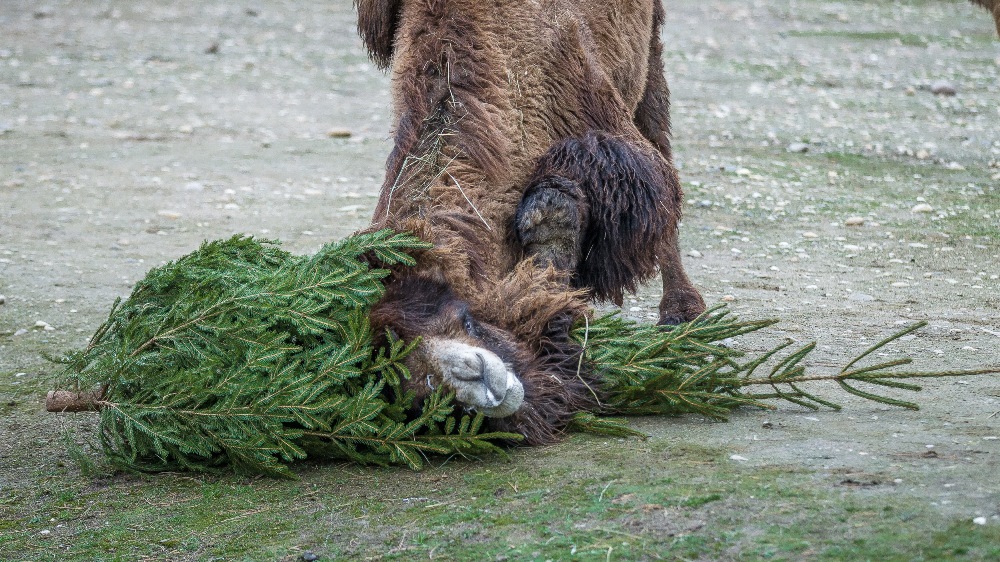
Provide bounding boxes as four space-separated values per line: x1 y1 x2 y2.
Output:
425 339 524 418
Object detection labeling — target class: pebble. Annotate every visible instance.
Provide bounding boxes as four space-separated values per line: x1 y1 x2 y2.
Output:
911 203 934 214
300 552 320 562
930 80 957 96
687 250 702 258
721 295 736 302
973 517 987 526
802 231 818 239
849 293 875 302
787 142 809 153
844 217 865 226
891 282 910 288
34 321 55 331
327 128 352 138
729 455 748 462
0 294 5 305
39 529 51 536
14 328 28 337
157 210 182 220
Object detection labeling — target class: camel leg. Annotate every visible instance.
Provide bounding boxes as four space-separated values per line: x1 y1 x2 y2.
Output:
516 131 703 323
655 227 706 325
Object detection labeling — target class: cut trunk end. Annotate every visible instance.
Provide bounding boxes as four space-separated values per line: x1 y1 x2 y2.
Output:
46 390 104 412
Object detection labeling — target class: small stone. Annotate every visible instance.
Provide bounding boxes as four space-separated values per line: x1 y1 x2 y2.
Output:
849 293 875 302
891 282 910 288
0 294 5 305
629 306 642 312
844 217 865 226
39 529 51 536
300 552 320 562
930 80 957 96
802 231 818 239
14 328 28 337
327 128 352 138
157 210 182 220
721 295 736 302
223 203 240 210
973 517 987 526
908 243 928 249
915 149 931 160
34 320 51 329
687 249 703 258
729 455 748 462
787 142 809 153
911 203 934 214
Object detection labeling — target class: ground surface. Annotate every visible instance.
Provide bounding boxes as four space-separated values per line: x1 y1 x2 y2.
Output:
1 0 999 560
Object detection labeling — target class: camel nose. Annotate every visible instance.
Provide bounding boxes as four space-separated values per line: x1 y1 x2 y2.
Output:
478 353 511 406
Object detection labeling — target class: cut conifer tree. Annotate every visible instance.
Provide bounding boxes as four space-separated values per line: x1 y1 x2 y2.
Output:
49 230 1000 477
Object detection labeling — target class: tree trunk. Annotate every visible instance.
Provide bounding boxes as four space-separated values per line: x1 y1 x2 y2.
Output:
46 390 104 412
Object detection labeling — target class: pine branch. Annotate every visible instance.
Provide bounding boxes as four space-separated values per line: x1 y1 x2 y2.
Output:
50 232 1000 478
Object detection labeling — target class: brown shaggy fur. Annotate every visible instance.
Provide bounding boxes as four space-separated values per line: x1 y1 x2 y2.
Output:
970 0 1000 35
355 0 706 442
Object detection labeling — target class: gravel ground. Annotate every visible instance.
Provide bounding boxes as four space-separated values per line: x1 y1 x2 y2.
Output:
2 0 999 545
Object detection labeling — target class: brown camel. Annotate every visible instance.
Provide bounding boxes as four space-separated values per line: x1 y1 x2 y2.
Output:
352 0 997 443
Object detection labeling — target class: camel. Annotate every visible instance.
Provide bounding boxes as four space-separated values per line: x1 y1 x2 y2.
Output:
352 0 997 443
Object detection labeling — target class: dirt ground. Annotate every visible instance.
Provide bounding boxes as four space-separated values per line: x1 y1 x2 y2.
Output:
1 0 999 559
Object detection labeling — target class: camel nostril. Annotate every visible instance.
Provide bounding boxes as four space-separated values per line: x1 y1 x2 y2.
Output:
475 353 486 378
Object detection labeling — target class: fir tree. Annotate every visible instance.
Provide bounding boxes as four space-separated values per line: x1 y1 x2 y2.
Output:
51 231 1000 477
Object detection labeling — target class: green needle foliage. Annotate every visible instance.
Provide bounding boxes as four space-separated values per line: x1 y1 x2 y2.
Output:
570 308 999 436
54 231 999 477
57 230 518 478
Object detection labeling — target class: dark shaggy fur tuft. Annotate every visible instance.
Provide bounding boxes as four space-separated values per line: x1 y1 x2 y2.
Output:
519 131 676 305
354 0 402 70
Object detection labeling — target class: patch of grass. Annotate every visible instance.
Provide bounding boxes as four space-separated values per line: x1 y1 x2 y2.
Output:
3 436 995 561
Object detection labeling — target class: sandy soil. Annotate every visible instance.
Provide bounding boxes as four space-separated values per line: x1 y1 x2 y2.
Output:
2 0 999 528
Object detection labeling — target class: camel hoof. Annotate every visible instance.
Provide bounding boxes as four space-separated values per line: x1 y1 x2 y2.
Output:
425 340 524 418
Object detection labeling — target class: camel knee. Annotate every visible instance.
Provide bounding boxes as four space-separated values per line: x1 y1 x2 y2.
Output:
514 176 586 273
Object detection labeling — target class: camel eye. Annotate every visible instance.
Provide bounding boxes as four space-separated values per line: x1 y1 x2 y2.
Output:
460 309 479 337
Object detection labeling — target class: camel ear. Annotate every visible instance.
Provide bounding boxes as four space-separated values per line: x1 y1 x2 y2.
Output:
355 0 403 69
